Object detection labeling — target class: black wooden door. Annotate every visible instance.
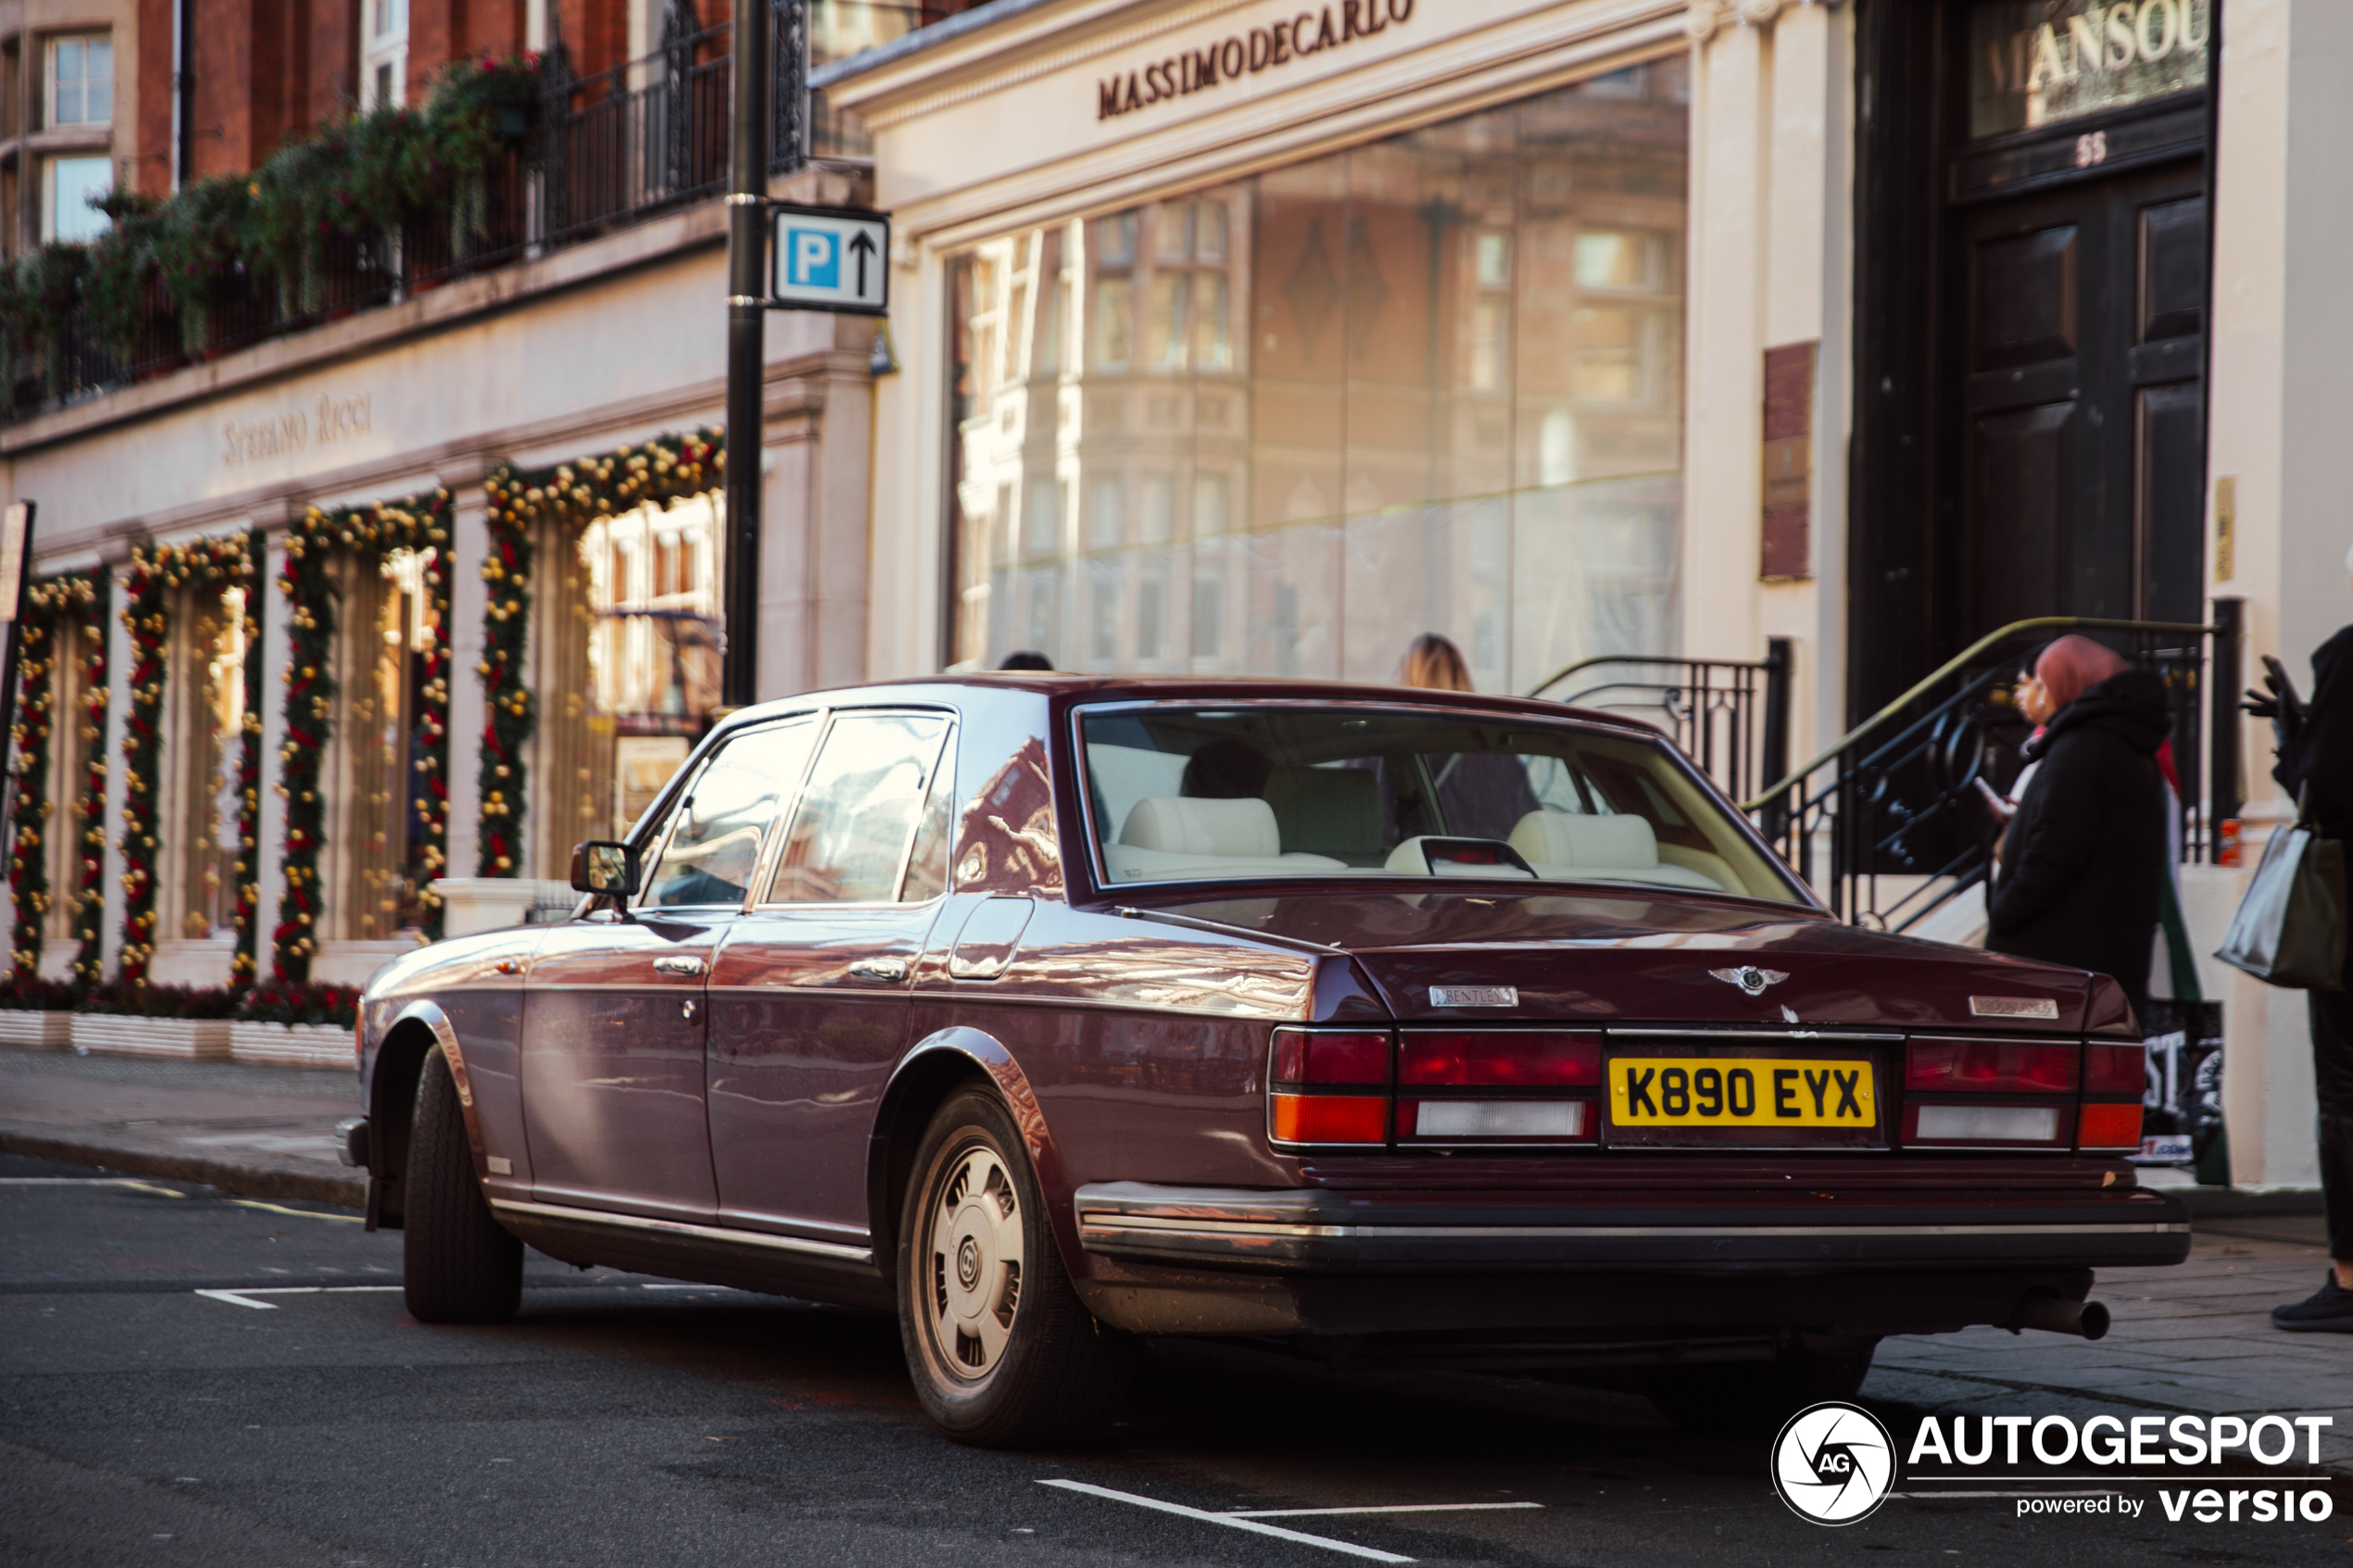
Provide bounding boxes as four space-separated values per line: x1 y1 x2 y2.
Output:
1958 160 2207 638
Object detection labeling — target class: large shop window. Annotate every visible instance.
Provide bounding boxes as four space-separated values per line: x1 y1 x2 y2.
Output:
945 62 1688 689
535 493 726 872
166 585 246 943
332 553 435 941
43 623 95 947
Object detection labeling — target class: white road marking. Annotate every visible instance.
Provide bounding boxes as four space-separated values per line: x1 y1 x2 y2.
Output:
0 1177 185 1196
639 1283 741 1291
1037 1480 1417 1562
194 1286 403 1311
1225 1502 1543 1518
229 1199 362 1223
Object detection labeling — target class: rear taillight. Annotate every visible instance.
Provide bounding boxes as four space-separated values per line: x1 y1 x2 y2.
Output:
1399 1099 1592 1140
1270 1094 1388 1144
2082 1043 2147 1096
1400 1031 1601 1086
1268 1029 1390 1148
1901 1035 2076 1148
2077 1101 2144 1151
2077 1041 2145 1152
1268 1028 1601 1148
1271 1030 1389 1085
1906 1038 2078 1093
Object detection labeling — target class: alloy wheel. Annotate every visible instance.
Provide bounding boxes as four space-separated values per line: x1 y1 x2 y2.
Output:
922 1140 1026 1381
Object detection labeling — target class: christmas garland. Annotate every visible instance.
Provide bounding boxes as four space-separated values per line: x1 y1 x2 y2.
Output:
272 491 453 982
6 574 99 978
117 536 253 986
477 429 723 876
67 575 109 985
232 529 264 985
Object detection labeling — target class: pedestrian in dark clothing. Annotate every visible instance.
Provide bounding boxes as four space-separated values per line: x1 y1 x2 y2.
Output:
1986 636 2171 1025
2256 580 2353 1331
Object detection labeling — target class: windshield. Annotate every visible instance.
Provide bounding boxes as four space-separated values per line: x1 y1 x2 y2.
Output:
1078 705 1805 904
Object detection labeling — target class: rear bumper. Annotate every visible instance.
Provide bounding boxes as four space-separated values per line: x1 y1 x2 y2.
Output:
1072 1181 2192 1273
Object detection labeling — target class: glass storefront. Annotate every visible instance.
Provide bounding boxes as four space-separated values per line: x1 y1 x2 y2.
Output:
535 493 726 870
944 60 1688 692
169 585 246 940
337 553 435 941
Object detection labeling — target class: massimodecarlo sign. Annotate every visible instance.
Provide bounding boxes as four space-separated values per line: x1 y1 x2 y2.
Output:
1097 0 1415 120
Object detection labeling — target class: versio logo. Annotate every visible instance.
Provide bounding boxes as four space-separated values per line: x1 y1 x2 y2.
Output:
1772 1402 1896 1525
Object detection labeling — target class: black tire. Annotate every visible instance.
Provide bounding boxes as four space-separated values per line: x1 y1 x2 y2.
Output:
897 1086 1136 1448
1640 1338 1878 1436
403 1045 522 1323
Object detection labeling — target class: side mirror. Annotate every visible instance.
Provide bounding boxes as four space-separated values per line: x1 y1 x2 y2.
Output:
571 840 639 899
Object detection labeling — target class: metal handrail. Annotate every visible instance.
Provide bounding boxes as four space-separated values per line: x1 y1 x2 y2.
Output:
1526 649 1772 702
1738 615 2217 812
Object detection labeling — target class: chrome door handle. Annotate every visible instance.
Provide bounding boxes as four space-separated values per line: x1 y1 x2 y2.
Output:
849 958 908 984
652 956 705 977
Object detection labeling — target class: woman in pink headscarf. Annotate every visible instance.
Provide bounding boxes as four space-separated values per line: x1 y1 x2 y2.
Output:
1987 635 2172 1022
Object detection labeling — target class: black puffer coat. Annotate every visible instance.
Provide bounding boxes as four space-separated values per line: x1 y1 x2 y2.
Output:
1987 668 2171 1020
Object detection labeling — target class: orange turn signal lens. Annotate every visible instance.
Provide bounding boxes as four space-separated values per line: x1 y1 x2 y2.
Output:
2077 1101 2143 1151
1270 1093 1388 1145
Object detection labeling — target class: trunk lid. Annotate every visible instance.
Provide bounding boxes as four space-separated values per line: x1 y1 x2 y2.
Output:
1162 888 2094 1034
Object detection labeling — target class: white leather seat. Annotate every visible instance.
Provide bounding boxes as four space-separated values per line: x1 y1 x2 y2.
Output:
1509 810 1660 869
1101 795 1344 882
1120 796 1282 858
1507 809 1725 890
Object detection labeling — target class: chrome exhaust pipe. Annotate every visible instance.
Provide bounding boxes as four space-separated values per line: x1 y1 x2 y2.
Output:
2007 1295 2110 1340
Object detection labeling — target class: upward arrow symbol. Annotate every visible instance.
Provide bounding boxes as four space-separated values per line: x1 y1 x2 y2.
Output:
848 231 877 299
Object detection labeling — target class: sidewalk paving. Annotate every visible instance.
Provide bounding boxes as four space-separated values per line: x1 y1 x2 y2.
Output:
1869 1211 2353 1465
6 1043 2347 1461
0 1046 363 1206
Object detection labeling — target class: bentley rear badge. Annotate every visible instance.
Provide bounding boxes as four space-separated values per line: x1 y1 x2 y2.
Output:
1710 965 1789 997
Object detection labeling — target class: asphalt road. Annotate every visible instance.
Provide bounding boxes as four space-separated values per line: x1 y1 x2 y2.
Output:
3 1150 2343 1568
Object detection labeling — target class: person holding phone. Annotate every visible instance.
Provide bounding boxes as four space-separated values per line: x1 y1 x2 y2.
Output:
2252 550 2353 1332
1985 636 2170 1023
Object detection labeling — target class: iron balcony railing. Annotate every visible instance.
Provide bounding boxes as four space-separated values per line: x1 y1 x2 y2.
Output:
8 0 935 419
1529 642 1793 817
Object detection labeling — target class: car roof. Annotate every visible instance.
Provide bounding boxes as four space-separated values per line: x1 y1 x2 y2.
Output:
718 673 1656 735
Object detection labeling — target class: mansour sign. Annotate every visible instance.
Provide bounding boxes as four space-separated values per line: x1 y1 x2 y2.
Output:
1096 0 1415 121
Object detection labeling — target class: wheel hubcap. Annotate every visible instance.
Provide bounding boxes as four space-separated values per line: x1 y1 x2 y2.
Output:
925 1143 1024 1381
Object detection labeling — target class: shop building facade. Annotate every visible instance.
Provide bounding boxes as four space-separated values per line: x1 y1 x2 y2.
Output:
6 0 2352 1185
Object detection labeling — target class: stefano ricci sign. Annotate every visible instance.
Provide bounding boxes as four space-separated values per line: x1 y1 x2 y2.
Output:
1098 0 1416 120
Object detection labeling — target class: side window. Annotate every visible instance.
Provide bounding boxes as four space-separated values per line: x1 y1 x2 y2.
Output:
643 719 817 909
766 712 951 904
899 733 959 903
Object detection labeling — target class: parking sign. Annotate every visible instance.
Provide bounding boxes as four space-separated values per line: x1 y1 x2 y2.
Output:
768 202 889 316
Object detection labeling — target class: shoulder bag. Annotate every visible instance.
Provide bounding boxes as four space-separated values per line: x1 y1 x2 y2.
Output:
2215 788 2347 991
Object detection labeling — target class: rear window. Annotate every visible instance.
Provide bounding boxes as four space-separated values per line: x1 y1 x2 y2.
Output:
1077 705 1804 904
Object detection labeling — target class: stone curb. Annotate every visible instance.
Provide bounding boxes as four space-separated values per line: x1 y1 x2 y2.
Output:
0 1122 366 1209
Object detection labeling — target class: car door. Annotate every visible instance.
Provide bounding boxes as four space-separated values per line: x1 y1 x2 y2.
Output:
520 718 815 1223
707 709 956 1244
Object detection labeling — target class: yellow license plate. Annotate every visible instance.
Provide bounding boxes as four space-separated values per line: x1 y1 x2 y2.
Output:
1608 1058 1877 1127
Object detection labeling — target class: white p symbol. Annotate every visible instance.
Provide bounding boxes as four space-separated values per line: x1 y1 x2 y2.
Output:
794 231 837 287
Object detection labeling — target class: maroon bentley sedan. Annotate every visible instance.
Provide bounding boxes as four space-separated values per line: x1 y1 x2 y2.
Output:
346 677 2186 1445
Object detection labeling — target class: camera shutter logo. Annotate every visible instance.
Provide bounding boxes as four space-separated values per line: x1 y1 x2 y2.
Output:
1771 1401 1895 1525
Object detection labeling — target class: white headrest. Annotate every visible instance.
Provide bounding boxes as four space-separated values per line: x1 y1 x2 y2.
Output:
1120 796 1281 859
1509 810 1658 869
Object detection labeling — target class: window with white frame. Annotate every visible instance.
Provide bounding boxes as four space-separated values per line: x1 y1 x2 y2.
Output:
47 34 111 127
365 0 409 108
42 156 111 244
